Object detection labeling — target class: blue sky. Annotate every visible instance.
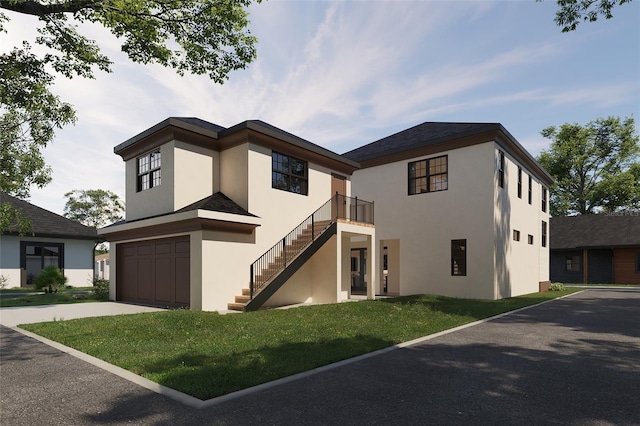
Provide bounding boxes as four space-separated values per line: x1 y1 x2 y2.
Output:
3 1 639 215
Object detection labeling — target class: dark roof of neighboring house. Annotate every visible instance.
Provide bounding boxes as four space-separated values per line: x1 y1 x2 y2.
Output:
550 214 640 249
0 192 99 240
343 122 501 162
175 192 257 217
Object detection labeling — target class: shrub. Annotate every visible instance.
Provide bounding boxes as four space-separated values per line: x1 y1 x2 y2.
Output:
34 266 67 293
92 278 110 300
549 283 566 291
0 275 8 289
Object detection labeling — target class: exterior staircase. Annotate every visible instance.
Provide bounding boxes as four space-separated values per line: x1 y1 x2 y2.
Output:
227 194 373 312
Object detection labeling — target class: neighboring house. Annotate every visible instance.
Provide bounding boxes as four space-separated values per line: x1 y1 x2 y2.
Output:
345 122 553 300
95 252 110 280
99 118 551 311
0 192 99 288
550 214 640 284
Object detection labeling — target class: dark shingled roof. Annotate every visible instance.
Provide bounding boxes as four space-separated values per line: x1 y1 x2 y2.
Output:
1 192 99 240
550 214 640 249
172 117 226 133
342 122 502 162
174 192 256 217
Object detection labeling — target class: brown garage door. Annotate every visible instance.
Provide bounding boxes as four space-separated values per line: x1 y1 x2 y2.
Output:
116 236 190 308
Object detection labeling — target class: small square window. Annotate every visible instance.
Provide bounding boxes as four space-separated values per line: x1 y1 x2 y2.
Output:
528 235 534 245
513 230 520 241
566 255 581 272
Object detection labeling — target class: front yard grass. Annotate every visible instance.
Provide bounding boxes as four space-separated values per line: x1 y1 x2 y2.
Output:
21 289 580 400
0 288 103 307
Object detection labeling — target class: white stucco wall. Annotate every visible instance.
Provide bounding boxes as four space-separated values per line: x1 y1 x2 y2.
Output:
173 141 217 211
352 142 498 300
125 143 175 221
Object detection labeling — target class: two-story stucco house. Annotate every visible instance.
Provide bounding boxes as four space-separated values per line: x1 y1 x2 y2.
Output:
99 118 376 311
99 118 551 311
345 122 553 300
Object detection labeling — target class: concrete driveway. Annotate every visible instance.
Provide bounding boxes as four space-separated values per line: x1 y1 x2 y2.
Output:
1 288 639 425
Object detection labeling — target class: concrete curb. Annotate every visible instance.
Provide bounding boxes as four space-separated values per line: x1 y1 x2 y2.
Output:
11 290 583 409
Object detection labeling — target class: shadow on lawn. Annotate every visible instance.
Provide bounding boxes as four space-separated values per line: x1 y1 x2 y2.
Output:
139 334 395 400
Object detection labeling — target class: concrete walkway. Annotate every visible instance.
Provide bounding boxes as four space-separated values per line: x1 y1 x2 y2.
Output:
1 289 639 425
0 302 165 327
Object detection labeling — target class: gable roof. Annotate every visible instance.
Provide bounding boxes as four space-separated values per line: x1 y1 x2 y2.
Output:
550 214 640 249
175 192 257 217
1 192 99 240
342 121 553 186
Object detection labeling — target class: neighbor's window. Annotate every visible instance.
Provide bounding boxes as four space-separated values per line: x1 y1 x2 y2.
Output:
451 239 467 276
542 187 548 212
20 242 64 285
498 151 505 188
566 255 580 272
542 221 547 247
137 149 161 191
517 167 522 198
408 155 448 195
513 229 521 241
528 175 532 204
272 152 308 195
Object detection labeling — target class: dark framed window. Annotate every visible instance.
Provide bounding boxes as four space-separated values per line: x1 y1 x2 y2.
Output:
272 152 308 195
635 252 640 273
566 255 580 272
528 175 532 204
542 187 548 212
528 234 534 245
517 167 522 198
451 239 467 276
20 242 64 285
498 151 505 188
137 149 161 192
542 221 547 247
513 230 521 241
408 155 448 195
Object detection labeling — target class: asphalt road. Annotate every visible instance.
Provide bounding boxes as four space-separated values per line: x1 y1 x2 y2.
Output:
1 288 639 425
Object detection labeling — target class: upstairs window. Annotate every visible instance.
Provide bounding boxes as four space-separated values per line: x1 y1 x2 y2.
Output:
451 239 467 276
137 149 161 192
408 155 448 195
542 187 548 212
498 151 505 188
528 175 532 204
517 167 522 198
513 229 521 241
272 152 308 195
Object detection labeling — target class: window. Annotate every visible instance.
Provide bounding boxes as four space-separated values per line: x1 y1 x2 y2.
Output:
137 149 161 191
542 187 548 212
528 175 532 204
408 155 448 195
498 151 505 188
542 221 547 247
20 242 64 285
636 252 640 273
272 152 308 195
517 167 522 198
451 239 467 276
513 229 520 241
566 255 580 272
528 235 534 245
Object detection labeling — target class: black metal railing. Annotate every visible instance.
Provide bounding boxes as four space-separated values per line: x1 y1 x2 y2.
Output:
249 194 374 299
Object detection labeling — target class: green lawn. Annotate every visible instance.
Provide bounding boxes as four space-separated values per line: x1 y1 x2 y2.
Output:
21 289 580 400
0 289 103 307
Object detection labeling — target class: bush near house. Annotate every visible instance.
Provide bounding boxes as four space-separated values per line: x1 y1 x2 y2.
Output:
34 266 67 294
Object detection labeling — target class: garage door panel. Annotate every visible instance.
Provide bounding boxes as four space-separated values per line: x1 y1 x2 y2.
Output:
154 258 172 303
117 236 190 308
137 258 154 301
175 257 190 305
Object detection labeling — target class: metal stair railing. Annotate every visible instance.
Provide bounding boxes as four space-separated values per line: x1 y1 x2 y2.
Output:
249 194 374 299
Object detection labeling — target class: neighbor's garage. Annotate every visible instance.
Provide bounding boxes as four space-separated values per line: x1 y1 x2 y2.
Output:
116 236 190 308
